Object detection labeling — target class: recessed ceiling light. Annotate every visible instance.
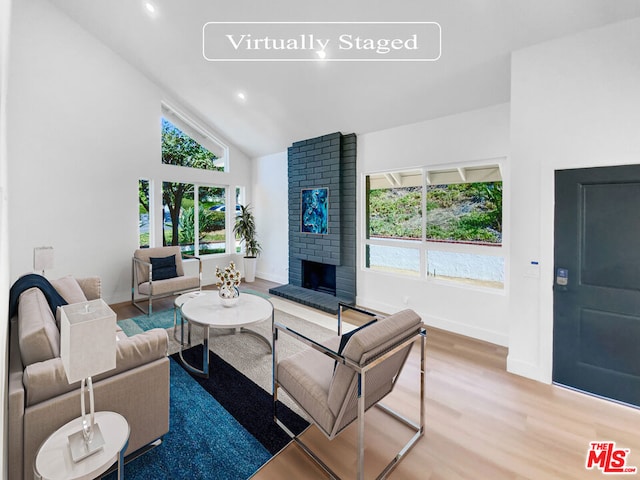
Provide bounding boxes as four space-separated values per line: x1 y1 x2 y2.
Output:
144 2 156 14
316 50 327 60
237 92 247 101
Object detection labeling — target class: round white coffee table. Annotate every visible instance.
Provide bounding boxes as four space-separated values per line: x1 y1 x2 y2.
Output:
174 291 210 345
34 411 129 480
179 291 274 377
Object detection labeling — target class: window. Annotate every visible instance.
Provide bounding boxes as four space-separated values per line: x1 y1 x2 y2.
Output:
138 105 233 254
366 244 421 276
138 179 150 248
365 163 504 289
426 181 502 244
162 182 227 255
234 186 245 253
367 170 422 240
161 104 228 172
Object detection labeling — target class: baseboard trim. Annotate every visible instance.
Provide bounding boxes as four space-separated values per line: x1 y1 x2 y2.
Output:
506 356 551 383
357 296 508 347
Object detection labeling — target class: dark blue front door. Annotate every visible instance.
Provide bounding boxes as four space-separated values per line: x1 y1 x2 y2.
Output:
554 165 640 407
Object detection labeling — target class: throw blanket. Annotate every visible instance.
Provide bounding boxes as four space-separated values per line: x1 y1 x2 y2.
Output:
8 274 67 319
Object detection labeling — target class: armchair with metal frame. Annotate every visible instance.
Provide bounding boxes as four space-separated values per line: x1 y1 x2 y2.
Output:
131 246 202 315
273 303 426 480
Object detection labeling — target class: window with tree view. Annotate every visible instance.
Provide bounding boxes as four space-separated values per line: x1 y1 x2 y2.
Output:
365 165 504 288
138 106 231 253
161 118 224 172
162 183 226 256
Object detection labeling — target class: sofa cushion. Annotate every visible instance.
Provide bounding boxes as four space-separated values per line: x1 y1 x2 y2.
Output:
51 276 90 328
277 341 337 435
150 255 178 281
138 275 200 296
18 288 60 367
134 246 185 284
75 276 102 300
51 275 88 304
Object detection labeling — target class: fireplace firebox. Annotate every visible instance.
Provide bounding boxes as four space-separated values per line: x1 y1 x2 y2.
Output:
302 260 336 296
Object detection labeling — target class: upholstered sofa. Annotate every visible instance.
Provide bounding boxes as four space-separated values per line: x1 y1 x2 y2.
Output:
8 276 170 480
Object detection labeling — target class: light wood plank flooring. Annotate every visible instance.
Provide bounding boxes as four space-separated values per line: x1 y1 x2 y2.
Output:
114 280 640 480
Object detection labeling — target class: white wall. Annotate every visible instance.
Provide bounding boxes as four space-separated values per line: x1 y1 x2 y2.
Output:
7 0 252 304
253 151 289 284
358 103 511 345
1 0 13 475
508 17 640 382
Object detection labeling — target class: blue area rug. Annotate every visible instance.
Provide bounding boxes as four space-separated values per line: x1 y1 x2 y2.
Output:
176 345 308 456
117 309 175 336
105 345 308 479
239 288 271 300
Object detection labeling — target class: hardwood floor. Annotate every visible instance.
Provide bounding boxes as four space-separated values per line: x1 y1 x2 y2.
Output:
113 280 640 479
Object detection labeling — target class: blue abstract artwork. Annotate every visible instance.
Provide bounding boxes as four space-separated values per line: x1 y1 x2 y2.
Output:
301 188 328 234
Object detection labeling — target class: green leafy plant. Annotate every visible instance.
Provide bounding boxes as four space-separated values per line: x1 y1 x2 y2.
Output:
178 206 223 244
234 204 261 257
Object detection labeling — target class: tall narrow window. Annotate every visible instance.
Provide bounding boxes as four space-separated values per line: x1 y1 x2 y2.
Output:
162 182 193 251
198 186 226 255
235 186 245 253
138 179 150 248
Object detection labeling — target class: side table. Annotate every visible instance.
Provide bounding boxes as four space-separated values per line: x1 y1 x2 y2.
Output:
34 411 130 480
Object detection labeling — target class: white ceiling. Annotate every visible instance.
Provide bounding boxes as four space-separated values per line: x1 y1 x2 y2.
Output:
47 0 640 158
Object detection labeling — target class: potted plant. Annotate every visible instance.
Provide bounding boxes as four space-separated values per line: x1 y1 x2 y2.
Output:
233 204 261 282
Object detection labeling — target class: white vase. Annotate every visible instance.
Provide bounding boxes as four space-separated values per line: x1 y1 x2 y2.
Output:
244 257 257 283
218 285 240 307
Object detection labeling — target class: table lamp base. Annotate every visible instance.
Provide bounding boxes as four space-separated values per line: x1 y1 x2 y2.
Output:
68 423 105 462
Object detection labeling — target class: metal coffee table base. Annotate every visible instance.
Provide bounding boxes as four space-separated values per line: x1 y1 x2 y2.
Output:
179 324 272 378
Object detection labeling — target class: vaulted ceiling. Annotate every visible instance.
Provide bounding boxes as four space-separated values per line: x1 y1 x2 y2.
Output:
47 0 640 157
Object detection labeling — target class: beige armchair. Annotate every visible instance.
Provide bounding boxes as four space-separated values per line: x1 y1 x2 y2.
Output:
273 304 426 480
132 246 202 315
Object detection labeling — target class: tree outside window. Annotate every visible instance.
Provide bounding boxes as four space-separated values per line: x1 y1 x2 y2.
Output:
162 183 226 255
161 118 222 171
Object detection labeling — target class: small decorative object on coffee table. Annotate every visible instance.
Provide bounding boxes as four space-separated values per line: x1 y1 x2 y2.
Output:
215 261 241 307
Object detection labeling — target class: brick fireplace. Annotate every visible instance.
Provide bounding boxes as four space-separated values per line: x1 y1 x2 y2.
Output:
269 132 356 314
